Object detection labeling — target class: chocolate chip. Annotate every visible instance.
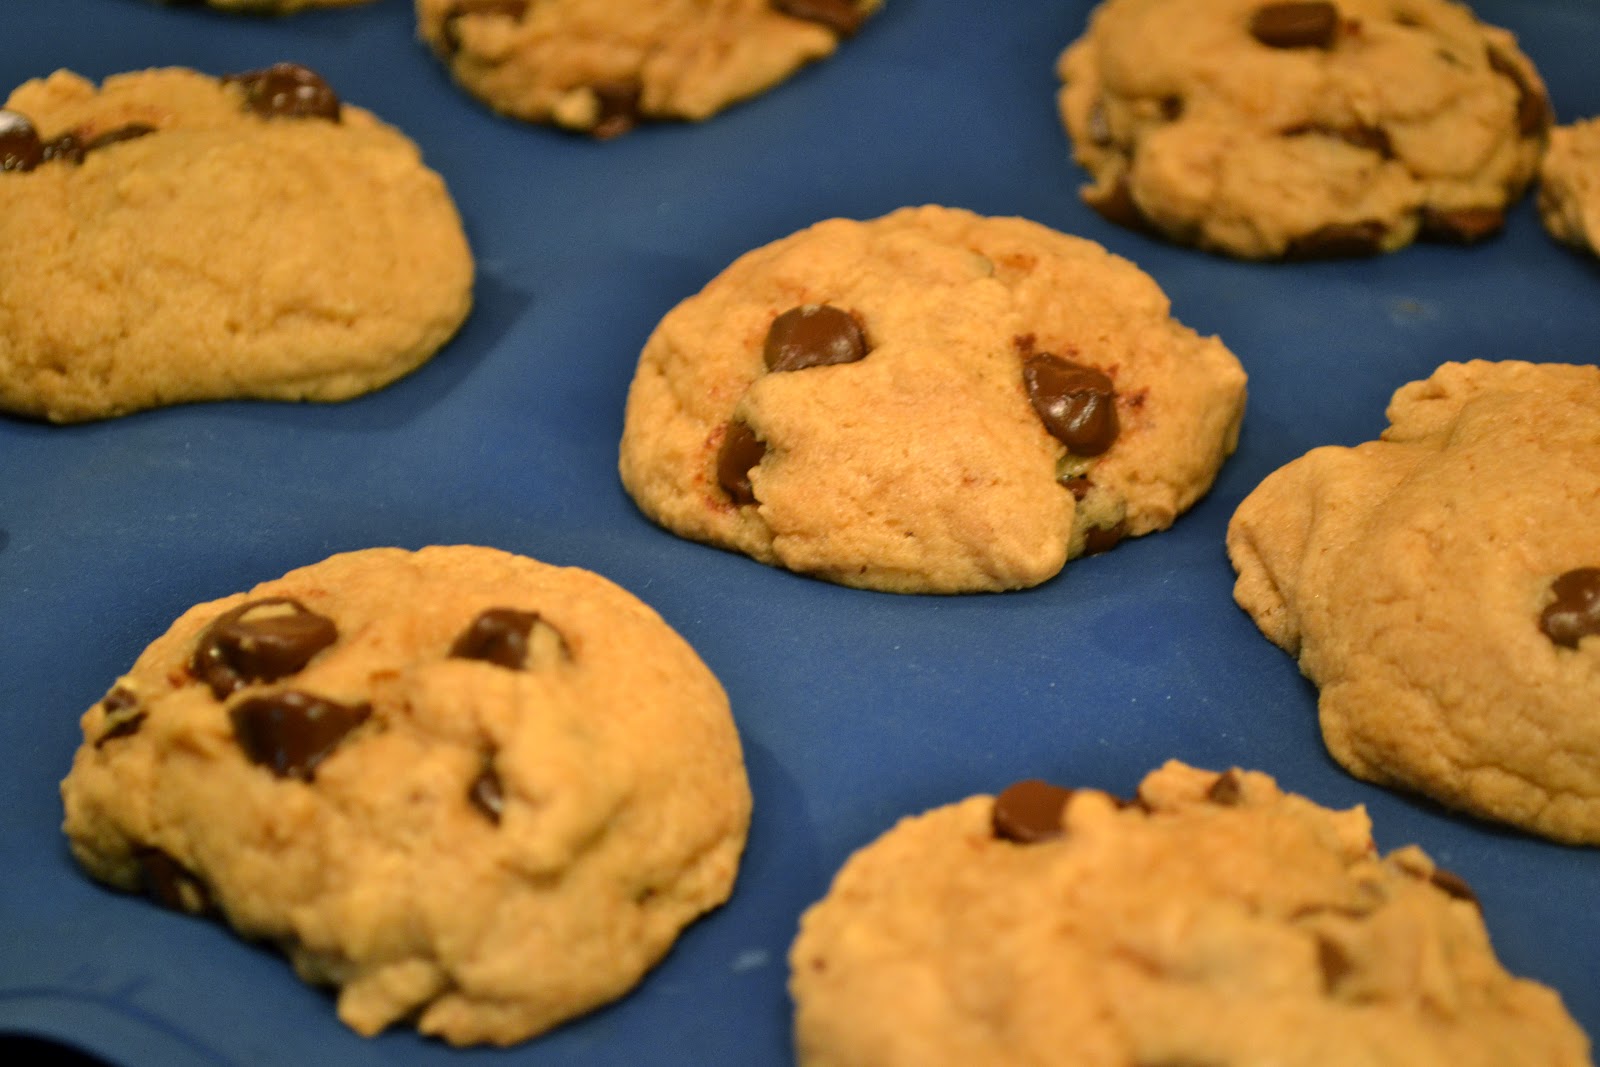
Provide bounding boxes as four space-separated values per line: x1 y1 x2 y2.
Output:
1486 46 1552 138
94 687 147 748
230 690 369 781
771 0 868 37
1206 769 1245 805
1284 220 1387 259
1060 475 1093 500
442 0 529 54
1083 520 1126 556
1249 2 1340 49
191 597 339 700
1023 354 1119 456
1418 205 1504 243
590 80 642 140
1160 95 1185 121
1285 122 1393 158
226 63 341 122
1315 933 1355 992
84 123 156 154
764 305 868 373
992 779 1074 844
1540 568 1600 649
0 110 44 172
717 420 767 506
135 846 211 914
468 761 506 823
451 608 565 669
1428 867 1479 907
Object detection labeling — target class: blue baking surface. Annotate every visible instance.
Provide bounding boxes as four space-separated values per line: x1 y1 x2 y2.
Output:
2 1 1597 1063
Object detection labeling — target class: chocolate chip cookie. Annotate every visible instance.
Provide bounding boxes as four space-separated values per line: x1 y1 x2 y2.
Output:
1538 117 1600 257
1228 361 1600 843
59 545 751 1046
790 761 1592 1066
1057 0 1552 259
0 66 473 422
416 0 882 137
618 205 1247 593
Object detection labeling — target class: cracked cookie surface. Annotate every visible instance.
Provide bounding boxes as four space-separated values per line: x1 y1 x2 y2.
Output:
0 66 472 422
416 0 882 136
618 204 1247 594
1228 361 1600 843
1056 0 1551 259
60 545 751 1046
790 761 1592 1067
1539 117 1600 257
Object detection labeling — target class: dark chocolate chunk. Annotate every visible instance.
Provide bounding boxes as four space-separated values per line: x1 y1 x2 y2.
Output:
442 0 529 54
135 846 211 914
1023 354 1120 456
992 779 1074 844
1160 95 1185 121
771 0 868 37
1284 220 1387 259
1083 520 1126 557
1249 2 1340 49
191 597 339 700
1418 205 1504 243
716 420 767 506
94 687 147 748
1540 567 1600 649
451 607 564 669
1206 768 1245 805
469 762 506 823
1060 475 1093 500
226 63 342 122
229 690 369 781
590 80 643 140
0 110 44 172
764 305 868 373
1428 866 1480 908
1486 46 1552 137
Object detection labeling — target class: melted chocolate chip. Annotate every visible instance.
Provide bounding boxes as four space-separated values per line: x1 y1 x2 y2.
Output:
451 608 565 669
1023 354 1119 456
135 847 211 914
764 305 868 373
229 690 369 780
191 598 339 700
442 0 529 54
1206 769 1245 805
226 63 341 122
1083 520 1126 556
469 762 506 823
771 0 868 37
1418 205 1504 243
0 110 43 172
1486 47 1552 137
1285 122 1394 158
1428 867 1479 907
1540 568 1600 649
85 123 157 153
992 779 1074 844
94 687 147 748
1060 475 1093 500
590 80 643 140
1284 220 1387 259
1249 2 1340 49
717 421 767 506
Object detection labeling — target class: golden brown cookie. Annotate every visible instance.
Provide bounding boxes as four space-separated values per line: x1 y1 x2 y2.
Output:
1228 361 1600 843
415 0 882 137
1539 117 1600 257
60 545 751 1046
1056 0 1552 258
0 66 473 422
618 205 1247 593
790 761 1592 1067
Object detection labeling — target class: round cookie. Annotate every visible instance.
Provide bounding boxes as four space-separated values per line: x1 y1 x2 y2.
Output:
415 0 883 137
1227 361 1600 843
59 545 751 1046
1538 117 1600 257
0 66 473 423
1056 0 1552 259
790 761 1592 1067
618 205 1247 594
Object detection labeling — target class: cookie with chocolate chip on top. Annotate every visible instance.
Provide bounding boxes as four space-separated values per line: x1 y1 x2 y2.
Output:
789 760 1592 1067
1056 0 1552 259
0 65 473 422
1228 360 1600 843
415 0 882 137
60 545 751 1046
618 204 1247 593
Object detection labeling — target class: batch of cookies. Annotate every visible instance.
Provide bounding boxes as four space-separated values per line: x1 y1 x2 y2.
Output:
6 0 1595 1062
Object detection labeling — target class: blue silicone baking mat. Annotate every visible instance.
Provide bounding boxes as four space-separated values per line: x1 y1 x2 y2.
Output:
3 1 1597 1064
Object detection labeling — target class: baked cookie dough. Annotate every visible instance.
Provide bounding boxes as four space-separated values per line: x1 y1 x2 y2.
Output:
416 0 883 137
1057 0 1552 259
790 761 1592 1067
60 545 751 1046
1228 361 1600 844
0 65 473 423
618 204 1247 594
1538 117 1600 256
